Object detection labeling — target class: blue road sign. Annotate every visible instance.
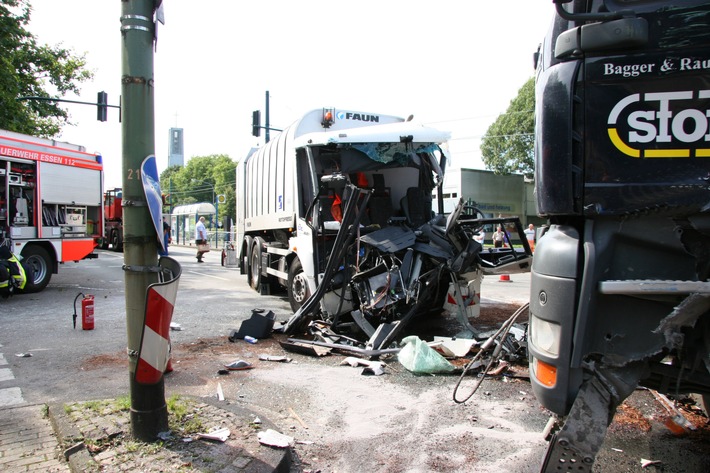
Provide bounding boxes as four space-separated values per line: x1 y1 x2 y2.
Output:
141 155 165 253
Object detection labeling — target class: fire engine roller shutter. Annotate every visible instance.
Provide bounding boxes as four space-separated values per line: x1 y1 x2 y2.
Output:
39 162 101 205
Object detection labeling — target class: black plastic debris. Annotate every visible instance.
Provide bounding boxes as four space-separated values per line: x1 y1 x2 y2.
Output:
229 308 276 341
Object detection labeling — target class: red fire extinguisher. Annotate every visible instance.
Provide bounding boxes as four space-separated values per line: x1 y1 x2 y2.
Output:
73 293 95 330
82 295 95 330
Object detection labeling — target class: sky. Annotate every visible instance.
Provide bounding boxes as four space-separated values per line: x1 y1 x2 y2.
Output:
27 1 554 190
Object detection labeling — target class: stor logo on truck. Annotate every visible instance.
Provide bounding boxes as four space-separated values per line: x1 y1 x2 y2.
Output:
607 89 710 158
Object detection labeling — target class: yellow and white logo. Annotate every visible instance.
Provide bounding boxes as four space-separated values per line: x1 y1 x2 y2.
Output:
607 90 710 158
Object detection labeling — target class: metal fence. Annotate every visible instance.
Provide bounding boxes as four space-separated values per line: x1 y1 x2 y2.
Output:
206 230 234 250
173 230 234 251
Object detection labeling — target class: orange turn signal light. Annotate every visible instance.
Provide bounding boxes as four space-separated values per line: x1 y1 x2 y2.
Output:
534 358 557 387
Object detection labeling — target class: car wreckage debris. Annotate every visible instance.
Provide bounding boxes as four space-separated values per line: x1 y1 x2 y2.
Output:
452 303 529 403
340 356 387 376
279 339 332 357
224 359 254 371
258 354 292 363
282 196 533 353
398 336 456 374
257 429 294 449
197 428 230 442
286 337 400 358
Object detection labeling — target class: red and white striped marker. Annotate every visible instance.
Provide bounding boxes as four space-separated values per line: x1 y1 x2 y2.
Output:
135 273 180 385
447 291 476 307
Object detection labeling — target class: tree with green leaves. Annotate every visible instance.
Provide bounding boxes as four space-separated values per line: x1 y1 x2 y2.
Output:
159 155 237 222
480 77 535 178
0 0 93 137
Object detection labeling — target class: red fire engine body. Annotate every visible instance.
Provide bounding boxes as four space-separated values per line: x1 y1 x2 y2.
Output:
0 129 103 292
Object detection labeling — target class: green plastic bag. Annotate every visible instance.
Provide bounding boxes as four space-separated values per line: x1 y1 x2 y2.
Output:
397 336 456 374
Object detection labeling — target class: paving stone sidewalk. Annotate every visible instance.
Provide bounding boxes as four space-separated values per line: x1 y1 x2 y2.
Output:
0 403 69 472
1 397 291 473
53 396 292 473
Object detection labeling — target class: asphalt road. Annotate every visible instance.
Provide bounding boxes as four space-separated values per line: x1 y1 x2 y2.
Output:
1 246 709 472
0 245 288 403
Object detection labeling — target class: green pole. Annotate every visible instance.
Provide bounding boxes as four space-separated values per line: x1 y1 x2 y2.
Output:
120 0 168 440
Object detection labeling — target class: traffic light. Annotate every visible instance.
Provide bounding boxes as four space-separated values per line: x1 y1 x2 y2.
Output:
252 110 261 137
97 91 108 122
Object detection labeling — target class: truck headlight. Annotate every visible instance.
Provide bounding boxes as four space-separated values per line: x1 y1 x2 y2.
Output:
530 316 561 356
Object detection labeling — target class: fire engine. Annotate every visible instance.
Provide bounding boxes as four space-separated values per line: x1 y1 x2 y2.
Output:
101 187 123 252
0 129 103 292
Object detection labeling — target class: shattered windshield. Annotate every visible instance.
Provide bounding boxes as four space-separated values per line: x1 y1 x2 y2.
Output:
337 142 444 185
350 142 441 166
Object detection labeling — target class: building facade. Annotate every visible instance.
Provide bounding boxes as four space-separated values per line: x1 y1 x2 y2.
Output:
437 167 542 227
168 128 184 168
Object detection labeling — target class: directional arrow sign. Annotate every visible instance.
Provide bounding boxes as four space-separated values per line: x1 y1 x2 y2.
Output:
141 155 165 253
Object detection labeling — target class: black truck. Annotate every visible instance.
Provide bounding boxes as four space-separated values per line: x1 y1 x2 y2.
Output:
529 0 710 470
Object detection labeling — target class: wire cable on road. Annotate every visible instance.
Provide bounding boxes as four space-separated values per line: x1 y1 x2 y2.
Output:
452 302 529 404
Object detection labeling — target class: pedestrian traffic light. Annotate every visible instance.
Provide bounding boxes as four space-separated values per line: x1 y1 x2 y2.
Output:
252 110 261 137
97 91 108 122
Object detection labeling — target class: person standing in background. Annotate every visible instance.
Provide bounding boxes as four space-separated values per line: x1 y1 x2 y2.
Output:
493 226 505 248
195 216 208 262
524 223 536 252
159 218 171 256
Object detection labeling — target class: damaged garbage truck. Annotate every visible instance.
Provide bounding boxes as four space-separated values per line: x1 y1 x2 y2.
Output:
235 108 533 346
529 0 710 470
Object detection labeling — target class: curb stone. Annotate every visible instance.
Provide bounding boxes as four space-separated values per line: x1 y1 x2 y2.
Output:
48 395 292 473
48 402 102 473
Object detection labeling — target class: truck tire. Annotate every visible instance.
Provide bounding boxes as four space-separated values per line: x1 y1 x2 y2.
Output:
287 258 311 313
20 245 52 293
111 229 123 252
241 236 253 275
249 237 264 291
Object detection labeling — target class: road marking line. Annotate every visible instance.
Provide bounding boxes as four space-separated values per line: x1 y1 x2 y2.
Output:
186 271 229 281
97 253 125 259
51 285 116 292
0 387 24 407
0 353 6 366
0 368 15 382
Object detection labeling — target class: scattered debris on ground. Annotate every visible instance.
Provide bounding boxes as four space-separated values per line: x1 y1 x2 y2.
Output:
55 395 289 472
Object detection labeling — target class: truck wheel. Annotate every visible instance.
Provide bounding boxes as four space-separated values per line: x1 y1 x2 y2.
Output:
241 236 253 275
288 258 311 313
20 245 52 293
111 229 123 252
249 237 264 291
